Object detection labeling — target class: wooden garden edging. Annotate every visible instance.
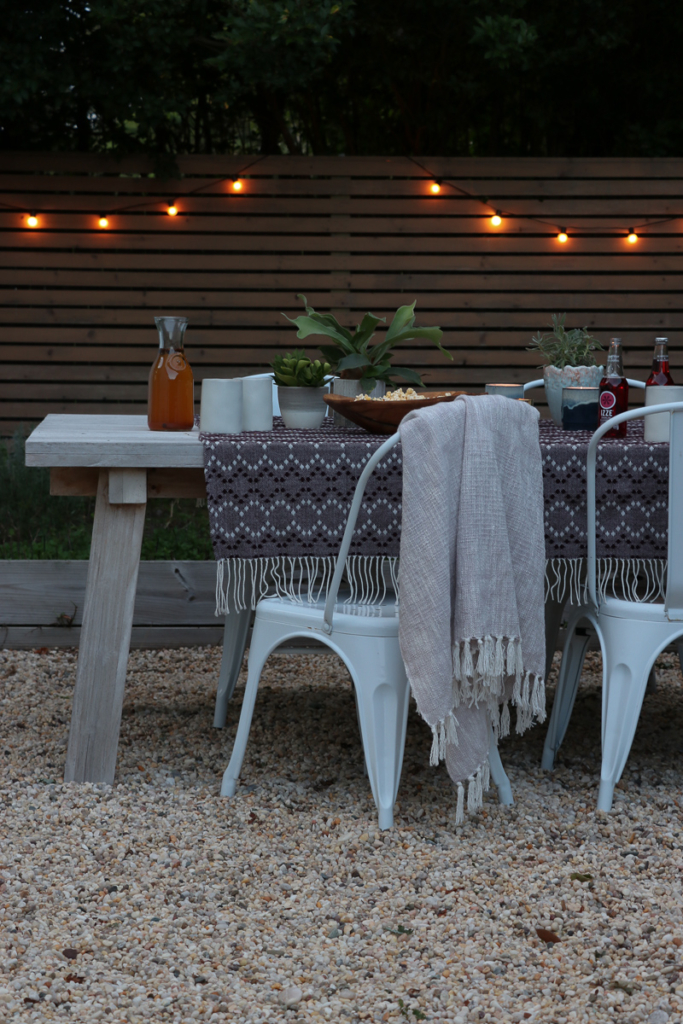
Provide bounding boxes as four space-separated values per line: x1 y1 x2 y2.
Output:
2 153 683 433
0 560 224 648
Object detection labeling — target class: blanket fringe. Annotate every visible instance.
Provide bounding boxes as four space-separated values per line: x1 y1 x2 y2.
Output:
215 555 399 615
454 761 491 825
429 712 459 767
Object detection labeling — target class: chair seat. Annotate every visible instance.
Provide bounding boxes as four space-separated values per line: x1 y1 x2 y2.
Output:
255 591 399 636
598 596 683 623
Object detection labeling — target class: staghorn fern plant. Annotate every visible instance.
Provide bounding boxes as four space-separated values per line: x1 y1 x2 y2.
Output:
528 313 603 369
282 295 451 392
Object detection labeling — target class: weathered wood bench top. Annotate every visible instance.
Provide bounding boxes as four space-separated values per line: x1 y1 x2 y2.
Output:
25 414 203 468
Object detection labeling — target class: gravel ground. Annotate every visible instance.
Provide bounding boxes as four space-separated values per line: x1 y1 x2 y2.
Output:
1 644 682 1024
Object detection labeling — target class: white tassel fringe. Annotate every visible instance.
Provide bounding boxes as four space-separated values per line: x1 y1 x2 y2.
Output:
215 555 399 615
545 556 666 606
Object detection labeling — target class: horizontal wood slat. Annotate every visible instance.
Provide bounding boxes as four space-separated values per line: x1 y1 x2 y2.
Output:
2 154 683 432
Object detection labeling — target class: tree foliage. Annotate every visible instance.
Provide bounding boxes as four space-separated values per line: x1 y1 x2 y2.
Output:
2 0 683 159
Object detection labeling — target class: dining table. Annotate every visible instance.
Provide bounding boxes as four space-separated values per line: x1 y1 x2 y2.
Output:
25 412 670 786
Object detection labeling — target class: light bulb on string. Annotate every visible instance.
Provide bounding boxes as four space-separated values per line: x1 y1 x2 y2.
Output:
430 179 441 194
557 229 568 243
98 215 109 229
627 228 638 244
231 177 243 192
490 212 502 227
167 201 178 217
27 212 38 228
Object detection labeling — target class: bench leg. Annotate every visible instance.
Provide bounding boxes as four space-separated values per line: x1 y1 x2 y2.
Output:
64 469 146 784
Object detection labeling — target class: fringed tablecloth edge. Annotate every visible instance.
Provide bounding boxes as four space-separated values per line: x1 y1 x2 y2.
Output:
213 554 667 614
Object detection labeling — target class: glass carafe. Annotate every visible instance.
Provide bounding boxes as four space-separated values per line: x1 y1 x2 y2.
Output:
148 316 194 431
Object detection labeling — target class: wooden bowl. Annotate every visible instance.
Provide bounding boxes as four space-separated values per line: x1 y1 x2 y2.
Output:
324 390 467 434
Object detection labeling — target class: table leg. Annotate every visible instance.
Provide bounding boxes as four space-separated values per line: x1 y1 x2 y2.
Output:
64 469 146 783
544 596 566 682
213 607 252 727
214 572 254 728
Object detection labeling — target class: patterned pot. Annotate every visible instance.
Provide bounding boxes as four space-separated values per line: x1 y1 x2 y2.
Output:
277 386 328 429
331 378 386 427
543 364 603 426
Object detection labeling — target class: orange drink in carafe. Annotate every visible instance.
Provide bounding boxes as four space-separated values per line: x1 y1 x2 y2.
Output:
148 316 194 430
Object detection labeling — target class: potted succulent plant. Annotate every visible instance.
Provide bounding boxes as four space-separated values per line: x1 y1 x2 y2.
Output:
528 313 604 426
271 349 332 428
282 295 451 403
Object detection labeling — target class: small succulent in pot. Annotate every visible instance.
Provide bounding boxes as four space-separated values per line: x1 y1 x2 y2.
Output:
528 313 604 426
270 349 332 429
271 349 331 387
282 295 451 393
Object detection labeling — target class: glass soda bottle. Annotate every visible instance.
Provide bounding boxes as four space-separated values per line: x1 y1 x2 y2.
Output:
598 338 629 438
646 336 675 387
148 316 195 431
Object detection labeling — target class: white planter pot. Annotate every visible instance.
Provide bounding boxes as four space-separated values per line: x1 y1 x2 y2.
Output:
543 364 603 426
331 378 386 427
277 386 328 429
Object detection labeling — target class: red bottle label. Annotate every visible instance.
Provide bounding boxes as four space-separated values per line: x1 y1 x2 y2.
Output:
599 392 616 410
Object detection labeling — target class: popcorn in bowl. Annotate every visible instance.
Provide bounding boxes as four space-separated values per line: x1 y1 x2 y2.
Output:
354 388 452 402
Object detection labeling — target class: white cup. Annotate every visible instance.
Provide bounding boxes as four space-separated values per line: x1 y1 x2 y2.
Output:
199 378 243 433
644 385 683 442
242 376 274 431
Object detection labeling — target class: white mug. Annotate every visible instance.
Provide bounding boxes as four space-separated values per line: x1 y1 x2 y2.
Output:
644 385 683 443
199 378 243 433
242 376 274 431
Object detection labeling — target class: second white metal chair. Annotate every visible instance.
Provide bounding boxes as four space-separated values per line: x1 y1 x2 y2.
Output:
541 402 683 810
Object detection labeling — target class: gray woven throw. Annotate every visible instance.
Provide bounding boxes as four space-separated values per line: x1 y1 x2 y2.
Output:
398 396 546 820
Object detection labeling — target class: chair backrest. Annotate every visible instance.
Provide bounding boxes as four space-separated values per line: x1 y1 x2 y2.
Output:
523 378 645 394
586 402 683 618
323 432 401 633
242 372 280 415
243 372 339 417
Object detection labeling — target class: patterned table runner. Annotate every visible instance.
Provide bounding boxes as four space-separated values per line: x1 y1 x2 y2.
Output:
202 417 669 610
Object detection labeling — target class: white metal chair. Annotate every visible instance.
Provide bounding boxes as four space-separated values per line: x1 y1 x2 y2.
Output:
541 402 683 811
220 432 514 828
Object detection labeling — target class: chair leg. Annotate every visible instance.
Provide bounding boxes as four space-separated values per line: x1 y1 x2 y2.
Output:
344 636 410 830
488 721 513 806
220 616 275 797
597 624 652 812
213 608 252 728
541 609 592 770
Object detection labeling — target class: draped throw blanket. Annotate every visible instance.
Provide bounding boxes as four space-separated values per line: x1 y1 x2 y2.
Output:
398 395 547 821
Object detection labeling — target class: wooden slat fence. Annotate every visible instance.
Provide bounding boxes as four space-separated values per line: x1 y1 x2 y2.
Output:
2 152 683 433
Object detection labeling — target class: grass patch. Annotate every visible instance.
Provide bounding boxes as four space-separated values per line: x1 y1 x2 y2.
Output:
0 427 213 560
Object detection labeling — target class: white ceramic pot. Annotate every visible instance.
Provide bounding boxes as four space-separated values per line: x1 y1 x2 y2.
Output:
277 386 328 429
331 378 386 427
544 364 603 426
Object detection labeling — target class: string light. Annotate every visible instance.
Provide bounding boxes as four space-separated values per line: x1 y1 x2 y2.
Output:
6 152 667 244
